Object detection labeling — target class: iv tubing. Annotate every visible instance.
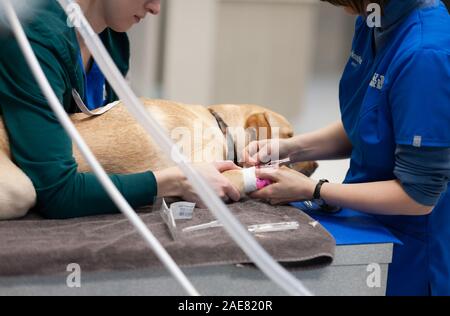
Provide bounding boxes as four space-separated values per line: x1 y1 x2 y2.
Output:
0 0 200 296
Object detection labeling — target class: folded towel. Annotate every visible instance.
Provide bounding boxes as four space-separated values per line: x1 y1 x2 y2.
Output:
0 200 335 277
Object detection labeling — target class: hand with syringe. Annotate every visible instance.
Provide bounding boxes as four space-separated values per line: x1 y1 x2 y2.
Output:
237 137 295 195
221 158 292 196
243 157 292 193
238 139 318 205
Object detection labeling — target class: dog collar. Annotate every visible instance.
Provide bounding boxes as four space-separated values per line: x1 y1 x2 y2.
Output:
209 109 238 165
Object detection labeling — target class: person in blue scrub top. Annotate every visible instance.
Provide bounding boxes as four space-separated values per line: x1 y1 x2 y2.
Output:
243 0 450 296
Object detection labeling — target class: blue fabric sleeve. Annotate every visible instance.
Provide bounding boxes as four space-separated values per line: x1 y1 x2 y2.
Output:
394 145 450 206
389 50 450 147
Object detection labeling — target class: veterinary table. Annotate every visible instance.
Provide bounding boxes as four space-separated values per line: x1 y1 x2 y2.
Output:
0 201 398 296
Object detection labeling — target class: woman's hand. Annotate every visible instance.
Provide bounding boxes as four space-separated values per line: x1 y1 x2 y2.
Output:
250 166 317 205
243 122 353 166
155 161 241 208
242 138 296 166
182 161 242 207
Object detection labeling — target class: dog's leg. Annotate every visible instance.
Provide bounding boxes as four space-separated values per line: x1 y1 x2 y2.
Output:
222 170 247 196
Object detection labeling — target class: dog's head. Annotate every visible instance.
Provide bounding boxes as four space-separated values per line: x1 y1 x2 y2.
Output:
208 104 294 143
208 104 317 176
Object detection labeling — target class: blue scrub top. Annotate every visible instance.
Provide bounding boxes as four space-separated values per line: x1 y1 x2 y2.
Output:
340 1 450 295
77 52 107 110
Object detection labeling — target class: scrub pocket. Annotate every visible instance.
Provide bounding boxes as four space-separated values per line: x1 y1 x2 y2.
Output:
358 94 396 178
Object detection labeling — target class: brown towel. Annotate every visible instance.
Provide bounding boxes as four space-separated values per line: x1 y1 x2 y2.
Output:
0 200 335 277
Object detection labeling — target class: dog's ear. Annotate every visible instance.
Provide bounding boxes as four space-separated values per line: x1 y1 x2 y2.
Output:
244 113 272 141
244 111 294 141
262 111 294 139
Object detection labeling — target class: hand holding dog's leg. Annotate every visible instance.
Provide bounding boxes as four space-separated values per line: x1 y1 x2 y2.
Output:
154 167 185 198
185 162 241 207
154 162 242 208
249 166 316 205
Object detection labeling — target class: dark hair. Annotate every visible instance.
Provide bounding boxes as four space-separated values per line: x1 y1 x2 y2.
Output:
444 0 450 12
320 0 388 15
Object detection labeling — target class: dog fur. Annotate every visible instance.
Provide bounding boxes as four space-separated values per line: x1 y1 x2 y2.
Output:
0 98 317 219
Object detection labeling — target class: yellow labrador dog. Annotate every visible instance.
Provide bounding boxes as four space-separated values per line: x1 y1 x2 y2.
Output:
0 98 317 220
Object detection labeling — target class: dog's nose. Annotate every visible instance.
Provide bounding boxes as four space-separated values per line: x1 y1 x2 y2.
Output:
146 0 161 15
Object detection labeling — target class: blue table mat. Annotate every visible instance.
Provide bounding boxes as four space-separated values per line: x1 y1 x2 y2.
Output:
291 203 402 246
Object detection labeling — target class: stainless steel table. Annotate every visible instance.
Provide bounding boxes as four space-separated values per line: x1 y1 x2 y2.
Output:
0 243 393 296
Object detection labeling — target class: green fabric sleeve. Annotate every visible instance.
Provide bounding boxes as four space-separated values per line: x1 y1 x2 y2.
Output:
0 37 157 219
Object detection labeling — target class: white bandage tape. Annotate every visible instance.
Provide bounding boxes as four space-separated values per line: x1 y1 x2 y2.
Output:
243 167 258 193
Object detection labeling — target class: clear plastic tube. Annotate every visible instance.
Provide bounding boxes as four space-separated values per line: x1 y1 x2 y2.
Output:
57 0 312 296
0 0 199 296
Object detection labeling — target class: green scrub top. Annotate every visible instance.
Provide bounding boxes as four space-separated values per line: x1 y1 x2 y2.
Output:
0 0 157 219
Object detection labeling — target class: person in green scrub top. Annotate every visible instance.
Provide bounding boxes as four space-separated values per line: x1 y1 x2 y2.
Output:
0 0 241 219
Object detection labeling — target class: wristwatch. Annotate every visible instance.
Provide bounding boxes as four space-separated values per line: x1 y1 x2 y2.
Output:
313 179 341 214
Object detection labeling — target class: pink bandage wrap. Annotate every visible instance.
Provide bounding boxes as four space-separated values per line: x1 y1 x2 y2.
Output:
256 178 272 190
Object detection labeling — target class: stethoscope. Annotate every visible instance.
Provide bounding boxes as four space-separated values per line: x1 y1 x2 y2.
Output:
71 51 119 116
71 88 119 116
